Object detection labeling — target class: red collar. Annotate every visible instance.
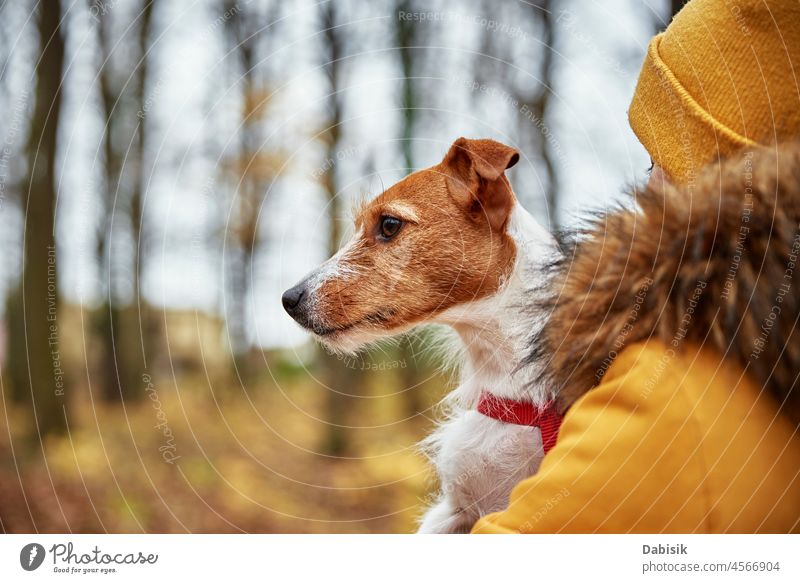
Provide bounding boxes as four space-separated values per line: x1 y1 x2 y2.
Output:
476 392 563 454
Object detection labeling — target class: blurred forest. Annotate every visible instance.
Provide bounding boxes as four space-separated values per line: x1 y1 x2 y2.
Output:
0 0 675 533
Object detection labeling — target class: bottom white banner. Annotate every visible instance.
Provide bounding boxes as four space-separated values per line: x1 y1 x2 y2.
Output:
0 534 797 582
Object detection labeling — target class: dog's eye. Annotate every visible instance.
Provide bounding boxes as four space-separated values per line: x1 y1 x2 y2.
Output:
378 216 403 240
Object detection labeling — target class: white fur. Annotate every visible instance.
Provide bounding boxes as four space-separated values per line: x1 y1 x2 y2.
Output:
417 204 559 533
306 227 366 296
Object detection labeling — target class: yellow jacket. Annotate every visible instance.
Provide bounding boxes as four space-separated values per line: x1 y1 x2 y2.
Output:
473 341 800 533
473 140 800 533
471 0 800 534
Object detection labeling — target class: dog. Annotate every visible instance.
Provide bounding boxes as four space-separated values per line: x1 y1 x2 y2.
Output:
282 137 561 533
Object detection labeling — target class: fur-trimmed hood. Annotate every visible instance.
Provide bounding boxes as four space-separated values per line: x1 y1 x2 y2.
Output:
530 142 800 425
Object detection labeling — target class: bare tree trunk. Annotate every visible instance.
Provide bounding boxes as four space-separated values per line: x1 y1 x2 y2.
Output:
318 0 351 456
538 0 558 225
7 0 67 436
94 0 155 401
232 26 256 378
516 0 558 227
397 0 416 174
96 41 122 401
221 0 281 380
395 0 425 417
130 0 156 387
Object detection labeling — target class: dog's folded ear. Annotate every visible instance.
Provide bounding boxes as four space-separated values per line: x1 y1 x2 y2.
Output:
442 137 520 231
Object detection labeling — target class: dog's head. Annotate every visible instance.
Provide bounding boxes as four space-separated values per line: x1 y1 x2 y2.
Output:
282 137 520 351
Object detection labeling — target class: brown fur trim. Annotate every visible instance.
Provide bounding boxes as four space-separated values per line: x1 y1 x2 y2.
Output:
529 142 800 425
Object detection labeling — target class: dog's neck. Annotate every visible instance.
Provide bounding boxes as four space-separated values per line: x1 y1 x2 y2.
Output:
435 205 558 408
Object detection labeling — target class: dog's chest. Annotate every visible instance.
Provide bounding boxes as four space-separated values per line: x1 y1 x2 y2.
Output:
430 410 546 516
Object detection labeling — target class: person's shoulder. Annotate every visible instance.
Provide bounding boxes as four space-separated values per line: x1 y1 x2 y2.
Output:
564 339 741 441
589 339 795 451
601 339 736 403
576 340 700 414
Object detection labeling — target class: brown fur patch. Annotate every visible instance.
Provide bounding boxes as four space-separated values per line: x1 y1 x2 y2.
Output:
530 142 800 425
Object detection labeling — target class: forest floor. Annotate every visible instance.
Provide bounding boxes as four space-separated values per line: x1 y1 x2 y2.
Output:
0 365 446 533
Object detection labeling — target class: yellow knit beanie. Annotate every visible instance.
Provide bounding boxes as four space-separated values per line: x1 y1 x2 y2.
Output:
628 0 800 184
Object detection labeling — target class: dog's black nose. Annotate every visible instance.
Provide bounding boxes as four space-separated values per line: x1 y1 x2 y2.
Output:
281 284 306 315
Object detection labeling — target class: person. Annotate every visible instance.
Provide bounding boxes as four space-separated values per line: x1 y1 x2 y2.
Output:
472 0 800 533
